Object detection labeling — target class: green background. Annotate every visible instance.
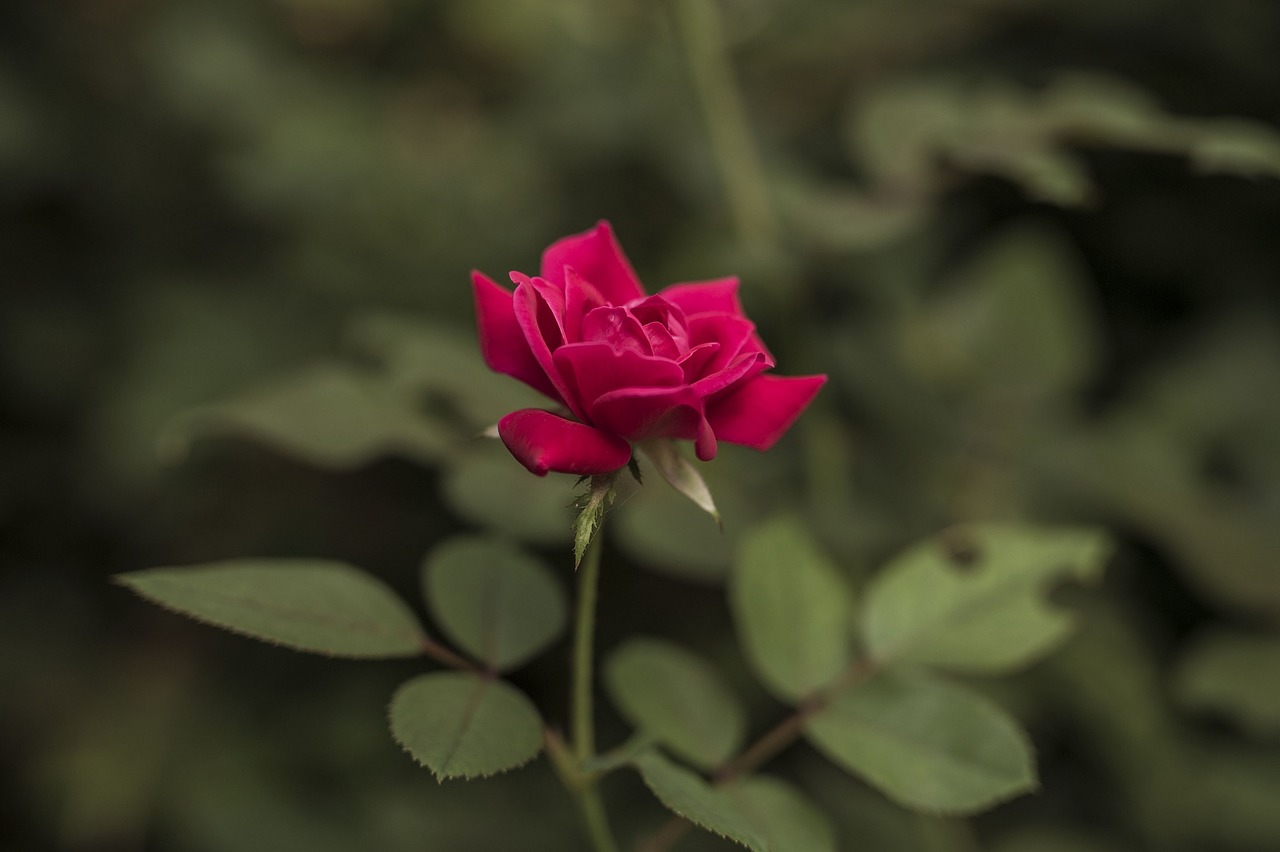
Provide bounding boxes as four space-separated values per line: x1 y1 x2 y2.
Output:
3 0 1280 849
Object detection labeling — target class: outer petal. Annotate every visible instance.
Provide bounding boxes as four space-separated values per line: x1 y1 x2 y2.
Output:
512 280 579 416
540 221 645 304
659 278 744 317
498 409 632 476
472 271 559 400
591 385 702 442
706 374 827 450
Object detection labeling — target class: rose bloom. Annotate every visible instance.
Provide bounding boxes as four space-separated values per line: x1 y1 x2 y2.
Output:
472 221 826 476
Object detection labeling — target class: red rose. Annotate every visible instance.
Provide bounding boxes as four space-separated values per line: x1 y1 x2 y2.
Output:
472 221 826 476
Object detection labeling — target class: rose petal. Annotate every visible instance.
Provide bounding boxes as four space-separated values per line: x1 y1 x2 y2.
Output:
498 409 633 476
677 342 721 381
512 280 580 416
563 267 605 344
540 221 645 305
472 271 559 400
687 314 760 373
705 374 827 450
692 351 770 397
581 306 651 356
591 385 704 444
659 277 744 317
553 342 684 418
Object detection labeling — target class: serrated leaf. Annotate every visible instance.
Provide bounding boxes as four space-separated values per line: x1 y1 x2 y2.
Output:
731 518 853 702
640 440 720 525
634 752 768 851
117 560 427 658
1173 630 1280 738
723 776 837 852
863 524 1110 674
804 671 1036 814
389 672 543 780
422 536 567 672
162 363 451 468
605 638 746 769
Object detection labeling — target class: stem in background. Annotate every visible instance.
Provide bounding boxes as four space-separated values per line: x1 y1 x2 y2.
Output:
671 0 778 248
420 636 481 673
571 532 619 852
642 658 879 852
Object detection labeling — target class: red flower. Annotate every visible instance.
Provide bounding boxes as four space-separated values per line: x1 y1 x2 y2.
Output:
472 221 826 476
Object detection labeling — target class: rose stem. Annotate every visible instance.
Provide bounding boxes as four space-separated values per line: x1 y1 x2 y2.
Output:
670 0 778 250
572 530 619 852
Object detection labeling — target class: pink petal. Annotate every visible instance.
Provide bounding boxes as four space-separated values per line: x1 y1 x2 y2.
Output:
705 374 827 450
563 267 605 344
553 341 684 418
591 385 703 443
472 271 559 400
498 409 632 476
540 221 646 305
581 306 651 356
692 351 770 397
687 314 760 373
677 342 721 381
659 277 744 317
512 280 579 416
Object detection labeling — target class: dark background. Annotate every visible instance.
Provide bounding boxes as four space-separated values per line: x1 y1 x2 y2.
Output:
4 1 1280 850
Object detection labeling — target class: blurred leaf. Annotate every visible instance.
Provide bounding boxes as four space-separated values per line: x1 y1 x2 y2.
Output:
731 518 854 702
863 524 1110 673
422 536 567 672
614 463 749 583
604 638 746 770
640 440 720 525
345 313 546 429
905 224 1101 394
1188 118 1280 178
804 671 1036 814
389 672 543 780
165 363 452 469
847 72 1280 208
780 180 930 252
118 560 427 658
1173 630 1280 738
724 775 837 852
442 444 575 546
633 751 767 852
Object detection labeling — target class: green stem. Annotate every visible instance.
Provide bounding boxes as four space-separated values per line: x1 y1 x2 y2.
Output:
671 0 777 248
571 532 618 852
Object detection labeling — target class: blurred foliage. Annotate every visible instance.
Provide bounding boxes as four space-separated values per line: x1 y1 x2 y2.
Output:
4 0 1280 850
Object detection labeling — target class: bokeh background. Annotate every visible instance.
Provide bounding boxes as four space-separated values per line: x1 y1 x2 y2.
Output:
4 1 1280 850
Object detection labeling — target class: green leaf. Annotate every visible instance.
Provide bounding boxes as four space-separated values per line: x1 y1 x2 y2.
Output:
117 560 427 658
1173 630 1280 738
388 672 543 780
604 638 746 770
906 225 1100 394
442 445 574 546
731 518 854 701
804 671 1036 814
162 363 451 468
863 524 1110 674
633 752 768 852
640 440 720 525
422 536 567 672
723 775 837 852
